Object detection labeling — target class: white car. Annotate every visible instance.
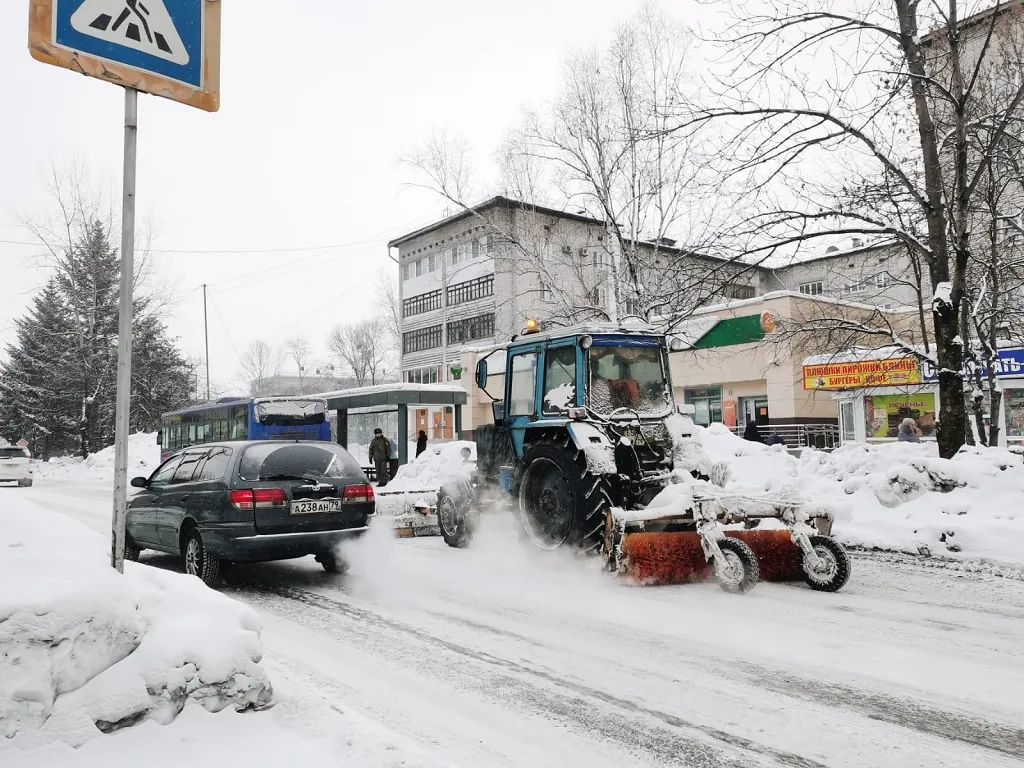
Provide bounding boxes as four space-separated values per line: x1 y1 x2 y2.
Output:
0 446 33 487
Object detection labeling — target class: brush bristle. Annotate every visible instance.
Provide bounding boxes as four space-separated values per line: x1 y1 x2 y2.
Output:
619 529 804 585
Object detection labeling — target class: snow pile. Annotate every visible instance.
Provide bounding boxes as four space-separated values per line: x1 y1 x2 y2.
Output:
0 504 272 752
34 432 161 483
387 440 476 493
660 424 1024 566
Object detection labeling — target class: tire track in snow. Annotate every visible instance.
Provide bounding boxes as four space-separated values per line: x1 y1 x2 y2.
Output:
238 584 829 768
732 663 1024 761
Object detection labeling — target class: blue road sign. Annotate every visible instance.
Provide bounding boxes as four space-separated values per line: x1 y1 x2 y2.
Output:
54 0 203 88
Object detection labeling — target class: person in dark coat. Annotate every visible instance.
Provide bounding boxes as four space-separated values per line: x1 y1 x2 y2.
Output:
416 430 427 458
369 428 391 486
743 420 764 443
766 433 786 447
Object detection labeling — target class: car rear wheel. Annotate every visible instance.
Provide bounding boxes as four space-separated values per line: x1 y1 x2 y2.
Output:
125 535 141 562
182 529 220 586
18 479 33 487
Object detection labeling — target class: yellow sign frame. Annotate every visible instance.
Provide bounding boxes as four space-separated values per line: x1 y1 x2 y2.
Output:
802 357 925 390
28 0 221 112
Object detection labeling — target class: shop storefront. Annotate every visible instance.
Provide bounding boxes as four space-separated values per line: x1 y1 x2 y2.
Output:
802 348 938 444
806 346 1024 446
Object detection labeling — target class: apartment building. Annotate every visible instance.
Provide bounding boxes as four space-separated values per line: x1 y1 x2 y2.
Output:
764 239 932 311
389 197 760 383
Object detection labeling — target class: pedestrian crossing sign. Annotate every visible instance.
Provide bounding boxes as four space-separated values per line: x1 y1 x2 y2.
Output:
29 0 221 112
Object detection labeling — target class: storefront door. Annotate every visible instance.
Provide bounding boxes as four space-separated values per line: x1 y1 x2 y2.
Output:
839 401 856 443
740 397 769 426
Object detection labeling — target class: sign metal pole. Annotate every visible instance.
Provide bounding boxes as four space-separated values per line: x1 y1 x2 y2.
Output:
111 86 138 573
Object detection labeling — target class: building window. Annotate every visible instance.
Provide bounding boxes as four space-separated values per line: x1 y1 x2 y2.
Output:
428 255 437 273
590 287 606 307
473 234 491 257
725 284 756 300
843 281 865 295
402 325 442 354
447 313 496 344
401 263 411 281
622 297 642 316
592 250 609 268
402 290 442 318
405 366 440 384
799 281 823 296
415 259 424 278
875 273 893 287
539 281 553 302
450 247 459 267
447 274 494 306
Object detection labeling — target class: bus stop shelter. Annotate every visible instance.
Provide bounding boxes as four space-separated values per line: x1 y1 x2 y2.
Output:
319 383 468 466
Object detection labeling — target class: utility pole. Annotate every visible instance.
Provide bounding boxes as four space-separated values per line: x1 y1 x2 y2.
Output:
202 284 210 401
111 87 138 574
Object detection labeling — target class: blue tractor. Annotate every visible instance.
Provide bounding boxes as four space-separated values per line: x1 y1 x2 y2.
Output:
437 321 850 594
437 321 708 547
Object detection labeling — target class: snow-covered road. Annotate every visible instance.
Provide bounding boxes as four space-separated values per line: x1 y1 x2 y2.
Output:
16 478 1024 768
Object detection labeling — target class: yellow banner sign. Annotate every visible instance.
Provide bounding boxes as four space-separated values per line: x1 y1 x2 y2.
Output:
803 357 924 390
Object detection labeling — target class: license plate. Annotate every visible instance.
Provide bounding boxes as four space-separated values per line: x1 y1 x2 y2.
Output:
291 498 342 515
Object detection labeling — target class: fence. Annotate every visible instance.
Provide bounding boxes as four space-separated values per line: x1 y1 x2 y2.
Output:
729 422 840 450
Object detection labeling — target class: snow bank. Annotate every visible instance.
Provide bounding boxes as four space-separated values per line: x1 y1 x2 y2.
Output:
387 440 476 493
0 502 271 751
660 424 1024 566
34 432 161 483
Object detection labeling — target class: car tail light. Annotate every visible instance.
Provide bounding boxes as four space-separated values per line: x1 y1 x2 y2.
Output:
343 483 374 503
230 489 254 510
253 488 288 508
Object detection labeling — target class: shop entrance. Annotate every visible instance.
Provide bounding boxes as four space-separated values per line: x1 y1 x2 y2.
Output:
740 397 769 426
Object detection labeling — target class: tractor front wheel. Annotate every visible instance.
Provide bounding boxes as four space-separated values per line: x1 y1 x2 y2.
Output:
799 536 851 592
517 437 611 555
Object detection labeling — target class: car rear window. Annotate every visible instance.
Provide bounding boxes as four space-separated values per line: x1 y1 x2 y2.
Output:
0 447 28 459
239 443 363 481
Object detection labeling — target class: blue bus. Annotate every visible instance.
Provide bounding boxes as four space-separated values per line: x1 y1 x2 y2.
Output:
159 396 332 460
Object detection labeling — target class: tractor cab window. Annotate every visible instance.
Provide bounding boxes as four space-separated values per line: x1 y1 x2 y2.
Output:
508 352 539 416
587 344 670 416
542 346 576 414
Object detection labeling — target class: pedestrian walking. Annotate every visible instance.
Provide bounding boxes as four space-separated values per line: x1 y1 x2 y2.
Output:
369 428 391 486
416 429 427 458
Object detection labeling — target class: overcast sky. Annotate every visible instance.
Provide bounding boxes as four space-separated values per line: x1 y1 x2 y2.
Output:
0 0 671 391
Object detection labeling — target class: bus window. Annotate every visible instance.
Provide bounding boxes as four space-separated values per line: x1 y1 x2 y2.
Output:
230 417 247 439
187 424 196 444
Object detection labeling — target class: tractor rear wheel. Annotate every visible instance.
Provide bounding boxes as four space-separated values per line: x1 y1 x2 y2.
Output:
518 437 612 555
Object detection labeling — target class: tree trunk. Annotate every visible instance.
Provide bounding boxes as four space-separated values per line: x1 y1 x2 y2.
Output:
933 308 968 458
988 388 1003 447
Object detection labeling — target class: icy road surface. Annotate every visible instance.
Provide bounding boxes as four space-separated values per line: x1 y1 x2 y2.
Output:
21 479 1024 768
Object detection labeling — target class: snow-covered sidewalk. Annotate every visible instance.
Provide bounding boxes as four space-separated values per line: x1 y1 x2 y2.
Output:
0 490 447 767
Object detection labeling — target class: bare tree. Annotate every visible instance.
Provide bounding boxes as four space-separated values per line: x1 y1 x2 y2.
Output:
284 335 311 394
403 6 757 331
376 269 402 357
239 340 282 397
680 0 1024 457
327 319 392 387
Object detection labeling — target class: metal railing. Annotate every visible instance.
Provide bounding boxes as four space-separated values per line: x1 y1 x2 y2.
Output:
728 422 841 450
